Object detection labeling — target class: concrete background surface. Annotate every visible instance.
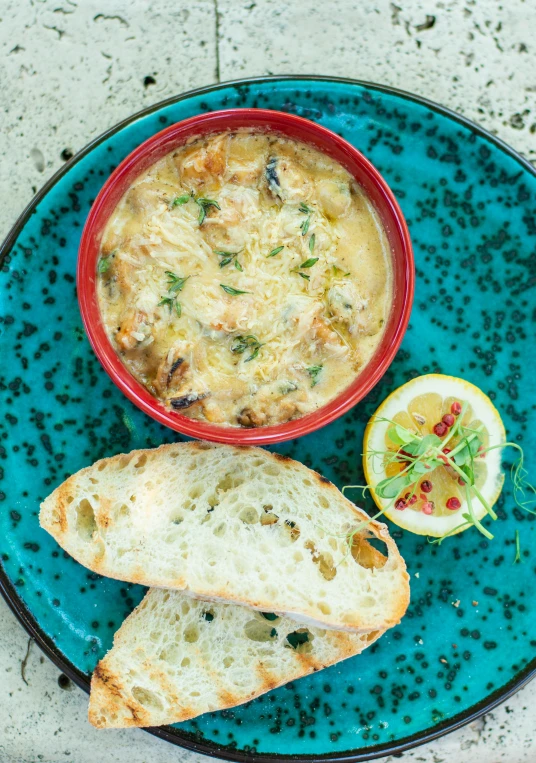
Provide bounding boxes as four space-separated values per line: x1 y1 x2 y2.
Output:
0 1 534 761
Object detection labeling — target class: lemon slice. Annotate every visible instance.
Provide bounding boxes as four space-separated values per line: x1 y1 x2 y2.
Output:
363 374 506 537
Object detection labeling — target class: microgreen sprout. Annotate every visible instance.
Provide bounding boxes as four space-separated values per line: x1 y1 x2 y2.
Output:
514 530 522 564
342 413 535 550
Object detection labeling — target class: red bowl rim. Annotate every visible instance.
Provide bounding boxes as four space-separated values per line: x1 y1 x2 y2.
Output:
78 108 414 445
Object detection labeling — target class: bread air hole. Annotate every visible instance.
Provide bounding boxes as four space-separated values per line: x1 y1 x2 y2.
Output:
216 473 245 493
263 464 281 477
134 454 148 470
112 503 130 520
285 629 314 653
181 656 191 667
318 495 329 509
318 602 332 615
283 520 300 542
131 686 164 712
239 506 259 524
304 541 337 580
212 522 226 537
223 656 234 668
184 624 199 643
351 535 388 569
260 612 280 622
75 498 97 541
244 619 278 642
159 644 181 662
117 455 132 470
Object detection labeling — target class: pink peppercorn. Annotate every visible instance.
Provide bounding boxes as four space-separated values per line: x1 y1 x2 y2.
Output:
451 401 462 415
433 421 448 437
446 497 461 510
442 413 455 427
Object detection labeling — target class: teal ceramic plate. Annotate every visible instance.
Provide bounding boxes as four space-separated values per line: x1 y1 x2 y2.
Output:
0 76 534 761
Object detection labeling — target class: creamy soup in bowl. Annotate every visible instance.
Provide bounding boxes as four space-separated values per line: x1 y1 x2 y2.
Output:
96 129 393 428
78 108 414 444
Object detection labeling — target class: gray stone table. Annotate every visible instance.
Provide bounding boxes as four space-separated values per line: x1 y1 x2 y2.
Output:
0 1 534 761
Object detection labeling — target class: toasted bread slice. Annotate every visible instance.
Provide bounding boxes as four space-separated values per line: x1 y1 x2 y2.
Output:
89 588 383 728
40 442 409 632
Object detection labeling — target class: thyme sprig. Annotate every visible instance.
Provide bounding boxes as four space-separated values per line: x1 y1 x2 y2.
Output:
220 284 250 296
214 249 243 271
306 365 323 387
158 271 190 318
299 202 312 236
267 245 285 258
231 334 264 362
291 257 318 282
343 412 535 548
170 191 220 225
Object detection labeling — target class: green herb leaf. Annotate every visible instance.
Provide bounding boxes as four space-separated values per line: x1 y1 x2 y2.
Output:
231 334 263 362
158 296 174 311
411 461 432 475
221 284 250 296
165 272 190 293
195 197 220 225
246 346 260 362
300 216 310 236
267 245 284 258
214 249 242 270
375 473 411 500
97 257 111 274
309 234 315 253
171 194 191 207
387 425 417 447
299 203 312 214
306 365 323 387
298 272 310 281
514 529 522 563
299 257 319 269
175 300 182 318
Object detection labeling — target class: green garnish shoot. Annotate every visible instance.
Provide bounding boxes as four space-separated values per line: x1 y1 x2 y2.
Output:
267 245 285 258
214 249 243 270
220 284 250 296
306 365 323 387
231 334 264 362
158 271 189 317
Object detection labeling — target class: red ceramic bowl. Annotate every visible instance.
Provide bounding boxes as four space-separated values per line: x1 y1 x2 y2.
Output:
78 109 414 445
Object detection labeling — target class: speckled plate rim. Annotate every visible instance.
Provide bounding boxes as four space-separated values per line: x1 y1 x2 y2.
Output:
1 75 535 762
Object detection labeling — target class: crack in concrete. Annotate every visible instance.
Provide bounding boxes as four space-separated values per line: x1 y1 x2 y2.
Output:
213 0 221 83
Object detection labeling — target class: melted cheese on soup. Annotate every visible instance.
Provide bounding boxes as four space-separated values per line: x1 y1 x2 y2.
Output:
97 130 392 427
